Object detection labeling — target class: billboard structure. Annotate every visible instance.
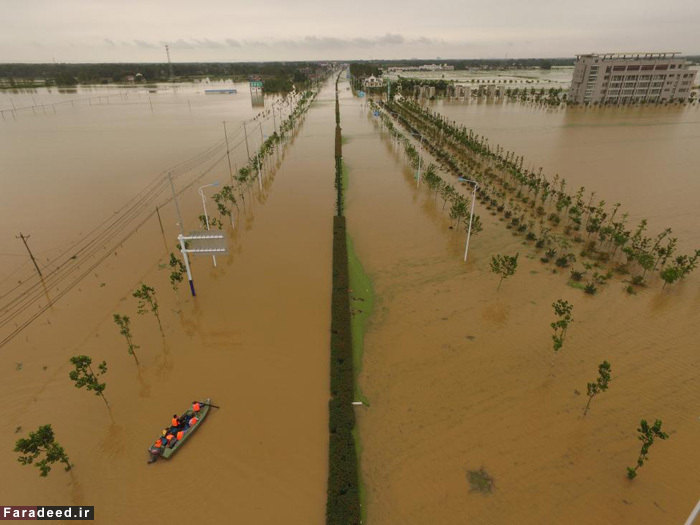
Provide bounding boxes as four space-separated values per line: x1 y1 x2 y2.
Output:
250 80 264 107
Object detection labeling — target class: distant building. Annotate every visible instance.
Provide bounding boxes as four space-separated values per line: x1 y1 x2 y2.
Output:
387 63 454 73
362 75 384 88
569 52 698 104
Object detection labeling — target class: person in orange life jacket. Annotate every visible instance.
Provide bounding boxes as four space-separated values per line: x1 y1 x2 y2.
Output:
176 430 185 441
171 414 180 428
187 416 198 429
192 401 205 414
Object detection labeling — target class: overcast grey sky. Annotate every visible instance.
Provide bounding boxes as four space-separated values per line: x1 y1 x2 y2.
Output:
2 0 699 62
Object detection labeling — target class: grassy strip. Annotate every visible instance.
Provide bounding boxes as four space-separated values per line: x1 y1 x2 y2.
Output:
327 71 362 525
347 235 373 406
327 216 361 525
348 232 372 525
351 426 367 524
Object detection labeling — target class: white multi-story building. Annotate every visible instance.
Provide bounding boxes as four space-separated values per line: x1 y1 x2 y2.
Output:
569 52 697 104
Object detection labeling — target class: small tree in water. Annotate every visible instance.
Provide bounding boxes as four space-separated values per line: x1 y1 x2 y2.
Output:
551 300 574 352
133 283 162 333
583 361 611 416
660 250 700 288
69 355 109 408
169 253 186 293
490 253 519 291
198 215 224 230
627 419 669 479
113 314 140 365
14 424 71 477
464 214 483 237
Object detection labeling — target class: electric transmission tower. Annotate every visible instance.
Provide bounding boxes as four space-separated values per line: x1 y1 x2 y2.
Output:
165 45 174 79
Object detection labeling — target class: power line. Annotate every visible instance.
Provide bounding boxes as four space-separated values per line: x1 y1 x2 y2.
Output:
0 93 312 348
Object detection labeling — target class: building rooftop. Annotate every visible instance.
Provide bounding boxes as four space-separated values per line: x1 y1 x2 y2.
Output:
577 52 682 60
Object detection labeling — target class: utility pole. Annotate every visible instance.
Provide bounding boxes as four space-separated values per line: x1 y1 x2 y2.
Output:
17 232 42 277
168 172 185 235
272 106 277 136
243 121 251 160
271 107 279 160
244 121 261 190
258 121 265 173
223 121 234 185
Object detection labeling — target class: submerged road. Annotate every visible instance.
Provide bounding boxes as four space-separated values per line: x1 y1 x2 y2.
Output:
0 77 338 524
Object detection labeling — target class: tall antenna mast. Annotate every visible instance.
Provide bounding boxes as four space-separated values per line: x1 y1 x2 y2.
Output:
165 44 174 79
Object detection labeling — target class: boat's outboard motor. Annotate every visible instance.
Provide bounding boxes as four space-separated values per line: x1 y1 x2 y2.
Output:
147 447 161 464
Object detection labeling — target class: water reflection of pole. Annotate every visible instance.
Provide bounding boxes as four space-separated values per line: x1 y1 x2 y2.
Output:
168 172 185 236
243 121 261 190
409 131 424 188
155 206 169 254
462 179 479 263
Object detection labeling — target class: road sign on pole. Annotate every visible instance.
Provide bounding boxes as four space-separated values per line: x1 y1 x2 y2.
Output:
177 230 228 296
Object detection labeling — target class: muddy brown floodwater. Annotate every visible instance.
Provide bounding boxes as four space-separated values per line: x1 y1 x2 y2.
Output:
341 83 700 524
0 79 337 523
432 99 700 251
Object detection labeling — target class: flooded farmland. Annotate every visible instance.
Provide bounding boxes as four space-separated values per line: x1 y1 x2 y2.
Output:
0 80 336 523
431 98 700 250
340 80 700 523
1 70 699 525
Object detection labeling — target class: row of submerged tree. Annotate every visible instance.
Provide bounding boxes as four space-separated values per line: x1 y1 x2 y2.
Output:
369 100 483 241
13 86 325 479
176 91 319 290
203 89 317 232
369 98 671 480
386 98 699 293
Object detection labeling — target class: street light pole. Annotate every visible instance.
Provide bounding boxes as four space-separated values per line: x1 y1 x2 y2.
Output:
416 136 423 187
462 179 480 263
198 182 220 267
